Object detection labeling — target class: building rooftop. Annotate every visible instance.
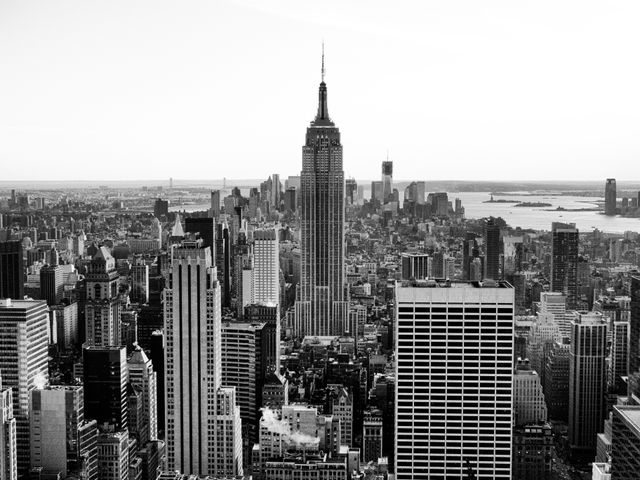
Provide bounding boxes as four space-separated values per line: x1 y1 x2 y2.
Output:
614 405 640 435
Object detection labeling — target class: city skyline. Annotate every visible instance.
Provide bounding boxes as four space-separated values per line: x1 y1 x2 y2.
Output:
2 0 640 181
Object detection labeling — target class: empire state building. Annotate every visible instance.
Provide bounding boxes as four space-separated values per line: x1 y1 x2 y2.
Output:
295 53 348 336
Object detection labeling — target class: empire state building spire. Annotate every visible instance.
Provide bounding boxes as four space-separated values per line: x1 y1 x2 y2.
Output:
314 43 332 125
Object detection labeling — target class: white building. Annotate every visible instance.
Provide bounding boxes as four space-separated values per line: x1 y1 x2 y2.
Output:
513 359 548 426
164 242 243 477
251 228 280 308
0 375 17 480
0 299 49 475
128 346 158 444
97 430 129 480
395 280 514 480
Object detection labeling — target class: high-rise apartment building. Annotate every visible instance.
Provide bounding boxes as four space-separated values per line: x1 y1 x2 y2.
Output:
85 247 121 347
0 241 24 300
0 299 49 475
395 280 514 479
296 57 347 337
0 375 17 480
163 242 243 476
551 222 579 310
484 219 500 280
83 346 128 431
605 178 617 216
568 311 607 458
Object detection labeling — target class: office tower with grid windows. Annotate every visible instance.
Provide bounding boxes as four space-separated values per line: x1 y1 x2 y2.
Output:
551 222 579 310
0 374 17 480
163 242 243 476
568 311 607 458
395 280 514 480
85 246 121 347
295 54 347 337
0 241 24 300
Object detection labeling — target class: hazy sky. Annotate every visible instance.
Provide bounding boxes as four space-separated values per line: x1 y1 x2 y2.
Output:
1 0 639 182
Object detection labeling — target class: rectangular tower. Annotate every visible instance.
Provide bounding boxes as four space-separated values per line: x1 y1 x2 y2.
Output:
551 222 579 310
568 311 607 458
163 242 243 476
395 280 514 480
0 299 48 475
0 241 24 300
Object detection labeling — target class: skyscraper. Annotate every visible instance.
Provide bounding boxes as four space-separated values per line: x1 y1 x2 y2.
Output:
629 275 640 397
0 299 49 475
0 375 17 480
568 311 607 458
484 218 500 280
605 178 617 216
381 160 393 203
163 242 243 476
85 247 121 347
551 222 579 310
395 280 514 480
210 190 221 219
296 52 347 337
252 228 280 308
127 346 158 445
0 241 24 300
83 346 128 431
39 264 64 306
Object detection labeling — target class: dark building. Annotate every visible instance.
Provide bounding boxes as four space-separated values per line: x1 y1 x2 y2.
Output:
629 275 640 397
544 341 570 422
184 217 215 252
462 232 479 281
210 190 221 218
284 187 296 212
149 330 165 433
400 252 429 280
551 222 579 310
153 198 169 218
605 178 617 216
40 264 64 305
484 218 500 280
611 405 640 479
83 346 128 430
0 240 24 299
512 424 554 480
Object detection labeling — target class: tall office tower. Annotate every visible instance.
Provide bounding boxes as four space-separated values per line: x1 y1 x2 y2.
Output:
185 217 215 252
284 187 296 211
527 312 563 391
605 178 617 215
252 228 279 307
296 56 347 337
149 330 165 433
544 341 571 421
271 174 281 208
568 311 607 458
629 275 640 397
0 376 17 480
221 321 277 445
0 299 48 475
29 385 85 477
0 241 24 299
128 346 158 445
244 304 280 374
551 222 579 310
164 243 243 476
345 178 357 205
362 410 383 463
461 232 479 281
368 181 381 203
395 281 514 480
210 190 221 218
381 160 393 203
484 219 500 280
513 359 548 426
83 346 128 431
215 222 231 308
400 253 429 280
610 405 640 478
85 246 121 347
39 264 63 305
609 320 629 395
130 261 149 304
97 430 129 480
153 198 169 219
